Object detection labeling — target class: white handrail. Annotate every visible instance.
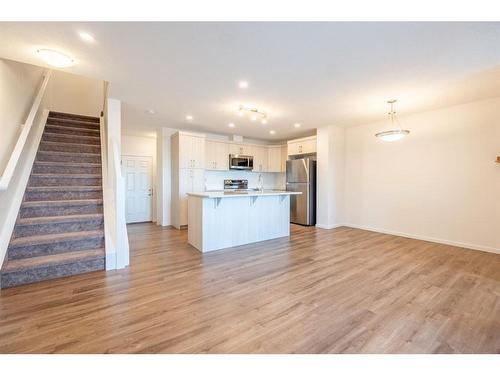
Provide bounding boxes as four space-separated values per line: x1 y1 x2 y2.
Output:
0 69 52 191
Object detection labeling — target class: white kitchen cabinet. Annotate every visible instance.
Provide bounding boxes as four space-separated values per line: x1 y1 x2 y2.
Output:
172 131 206 229
229 143 252 156
179 133 205 169
281 145 287 172
205 140 229 170
287 136 317 156
252 145 268 172
267 146 283 173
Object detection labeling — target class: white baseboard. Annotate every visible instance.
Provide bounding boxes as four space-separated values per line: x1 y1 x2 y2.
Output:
315 223 345 230
343 223 500 255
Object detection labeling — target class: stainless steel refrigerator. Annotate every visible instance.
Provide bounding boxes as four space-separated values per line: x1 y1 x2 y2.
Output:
286 158 316 226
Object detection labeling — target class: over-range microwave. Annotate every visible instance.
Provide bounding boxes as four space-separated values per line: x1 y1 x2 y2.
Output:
229 154 254 170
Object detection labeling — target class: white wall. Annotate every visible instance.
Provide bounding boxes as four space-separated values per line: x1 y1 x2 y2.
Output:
316 125 345 229
344 97 500 253
156 127 178 226
0 58 44 172
121 134 157 222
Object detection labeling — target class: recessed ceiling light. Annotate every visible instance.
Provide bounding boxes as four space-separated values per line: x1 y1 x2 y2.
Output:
228 123 235 128
78 31 95 43
261 118 268 125
269 130 276 135
146 109 155 114
239 81 249 89
294 123 301 128
251 115 257 122
37 49 75 68
186 115 193 120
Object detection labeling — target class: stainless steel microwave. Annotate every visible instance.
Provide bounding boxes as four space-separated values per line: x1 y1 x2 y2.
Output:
229 154 253 170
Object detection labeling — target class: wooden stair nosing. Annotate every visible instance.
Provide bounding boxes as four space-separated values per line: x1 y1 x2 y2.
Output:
2 248 105 272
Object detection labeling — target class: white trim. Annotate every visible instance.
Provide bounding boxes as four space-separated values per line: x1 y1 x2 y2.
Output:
344 223 500 255
315 223 344 230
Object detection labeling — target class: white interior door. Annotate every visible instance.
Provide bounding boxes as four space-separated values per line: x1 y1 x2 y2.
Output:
123 155 153 223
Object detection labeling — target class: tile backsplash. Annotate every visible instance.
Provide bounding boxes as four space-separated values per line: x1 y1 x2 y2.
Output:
205 170 286 191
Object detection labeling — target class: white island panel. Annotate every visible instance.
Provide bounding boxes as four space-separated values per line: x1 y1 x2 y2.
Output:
187 192 296 252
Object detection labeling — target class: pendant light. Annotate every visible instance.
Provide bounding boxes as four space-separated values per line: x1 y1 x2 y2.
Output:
375 100 410 142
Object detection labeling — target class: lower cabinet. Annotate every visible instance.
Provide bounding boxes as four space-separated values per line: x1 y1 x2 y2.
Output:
177 168 205 227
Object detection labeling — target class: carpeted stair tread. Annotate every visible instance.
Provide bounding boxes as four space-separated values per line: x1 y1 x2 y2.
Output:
2 248 105 272
18 213 103 225
34 161 101 167
9 230 104 248
48 111 100 123
30 173 102 178
37 150 102 157
45 124 100 134
22 199 103 207
43 133 100 142
26 185 102 192
40 140 101 148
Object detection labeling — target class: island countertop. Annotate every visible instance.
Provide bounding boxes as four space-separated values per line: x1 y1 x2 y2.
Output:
187 190 301 199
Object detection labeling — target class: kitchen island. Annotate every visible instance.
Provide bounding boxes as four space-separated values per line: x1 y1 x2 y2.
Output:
187 190 301 252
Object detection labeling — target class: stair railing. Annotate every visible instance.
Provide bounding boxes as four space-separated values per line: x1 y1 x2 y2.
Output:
0 69 52 191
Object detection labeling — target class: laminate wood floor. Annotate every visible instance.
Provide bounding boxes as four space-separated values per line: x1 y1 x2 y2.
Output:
1 224 499 353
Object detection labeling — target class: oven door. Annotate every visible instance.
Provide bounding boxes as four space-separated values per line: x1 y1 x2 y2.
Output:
229 155 253 170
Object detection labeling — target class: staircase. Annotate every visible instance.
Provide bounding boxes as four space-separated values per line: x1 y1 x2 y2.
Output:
1 111 105 288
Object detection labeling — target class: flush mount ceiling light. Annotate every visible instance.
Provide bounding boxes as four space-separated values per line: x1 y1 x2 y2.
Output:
239 81 249 89
237 104 268 123
37 49 75 68
186 115 193 121
375 100 410 142
294 123 301 128
228 123 235 128
269 130 276 135
78 31 95 43
146 109 155 114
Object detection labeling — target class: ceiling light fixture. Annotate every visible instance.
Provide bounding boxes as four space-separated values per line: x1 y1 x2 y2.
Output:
239 81 249 89
238 104 268 123
37 49 75 68
269 130 276 135
228 123 235 128
146 109 155 114
186 115 193 121
375 100 410 142
294 123 301 128
78 31 95 43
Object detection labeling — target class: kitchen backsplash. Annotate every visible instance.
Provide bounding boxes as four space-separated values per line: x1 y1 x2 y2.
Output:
205 170 286 191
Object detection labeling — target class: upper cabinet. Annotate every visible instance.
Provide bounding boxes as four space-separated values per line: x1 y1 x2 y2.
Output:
287 136 317 156
205 140 229 171
268 145 285 173
253 145 269 173
178 132 206 169
229 143 252 156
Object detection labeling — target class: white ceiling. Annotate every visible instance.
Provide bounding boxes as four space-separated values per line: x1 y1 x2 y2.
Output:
1 22 499 140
